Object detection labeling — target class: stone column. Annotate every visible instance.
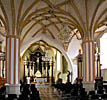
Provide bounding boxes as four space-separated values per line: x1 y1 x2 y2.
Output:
82 40 95 81
82 40 95 91
5 35 20 95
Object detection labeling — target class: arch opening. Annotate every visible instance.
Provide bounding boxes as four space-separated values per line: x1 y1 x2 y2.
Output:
20 39 73 84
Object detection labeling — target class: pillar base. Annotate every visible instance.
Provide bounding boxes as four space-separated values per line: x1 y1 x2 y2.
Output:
83 82 94 93
5 84 20 95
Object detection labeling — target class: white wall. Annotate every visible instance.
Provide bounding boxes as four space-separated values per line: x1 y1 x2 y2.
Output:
67 36 82 83
100 34 107 69
101 69 107 81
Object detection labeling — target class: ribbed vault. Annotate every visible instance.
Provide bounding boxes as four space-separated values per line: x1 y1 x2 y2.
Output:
0 0 106 49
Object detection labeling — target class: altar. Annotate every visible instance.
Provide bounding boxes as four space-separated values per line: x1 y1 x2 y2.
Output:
26 70 49 86
23 49 54 85
34 70 47 85
34 77 47 83
34 77 47 87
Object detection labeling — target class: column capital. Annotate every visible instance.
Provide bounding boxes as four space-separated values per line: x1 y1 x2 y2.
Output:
83 33 94 43
6 35 20 39
82 39 94 45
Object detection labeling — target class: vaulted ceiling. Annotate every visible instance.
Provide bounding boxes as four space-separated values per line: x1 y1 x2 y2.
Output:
0 0 107 50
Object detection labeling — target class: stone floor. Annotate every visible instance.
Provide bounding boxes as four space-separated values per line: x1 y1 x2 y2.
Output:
37 85 62 100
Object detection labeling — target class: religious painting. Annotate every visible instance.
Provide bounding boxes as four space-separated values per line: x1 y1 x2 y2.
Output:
62 56 68 73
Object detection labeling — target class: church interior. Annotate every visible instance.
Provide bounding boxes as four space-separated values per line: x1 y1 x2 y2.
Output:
0 0 107 100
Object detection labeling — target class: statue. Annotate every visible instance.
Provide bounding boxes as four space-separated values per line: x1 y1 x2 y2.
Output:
67 71 70 83
77 49 83 79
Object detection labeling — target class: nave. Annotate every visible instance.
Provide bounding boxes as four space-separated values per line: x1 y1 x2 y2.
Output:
0 84 63 100
1 78 107 100
0 0 107 99
37 86 62 100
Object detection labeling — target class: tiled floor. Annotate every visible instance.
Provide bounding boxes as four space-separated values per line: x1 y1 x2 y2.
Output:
37 85 62 100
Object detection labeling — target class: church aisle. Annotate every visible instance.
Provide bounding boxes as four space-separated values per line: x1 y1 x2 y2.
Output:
37 86 62 100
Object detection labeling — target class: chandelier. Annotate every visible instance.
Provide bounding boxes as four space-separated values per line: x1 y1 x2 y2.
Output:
58 23 73 51
58 24 73 44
